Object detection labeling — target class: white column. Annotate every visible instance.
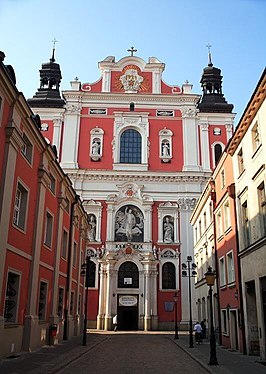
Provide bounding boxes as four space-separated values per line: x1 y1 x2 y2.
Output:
104 263 114 330
106 204 114 241
53 116 63 154
225 124 233 142
143 205 152 242
144 269 151 331
200 122 211 171
101 69 111 92
181 108 200 171
151 268 158 330
97 267 106 329
60 102 81 169
152 71 161 94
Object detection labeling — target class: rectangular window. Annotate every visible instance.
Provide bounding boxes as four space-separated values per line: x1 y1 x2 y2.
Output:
70 291 74 315
65 197 70 213
258 182 266 237
199 220 202 237
13 182 28 230
203 212 207 231
226 251 235 284
57 288 64 318
38 281 48 320
21 133 33 163
237 148 244 175
241 200 250 246
194 227 197 243
221 309 228 334
73 242 77 268
221 169 225 189
252 122 261 153
4 272 20 323
216 210 223 238
49 173 56 194
219 257 225 286
44 211 53 247
61 230 68 259
224 201 231 231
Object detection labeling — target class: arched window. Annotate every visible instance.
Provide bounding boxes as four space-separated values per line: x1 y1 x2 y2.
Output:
87 260 96 287
120 129 141 164
162 262 176 289
118 261 139 288
214 143 222 165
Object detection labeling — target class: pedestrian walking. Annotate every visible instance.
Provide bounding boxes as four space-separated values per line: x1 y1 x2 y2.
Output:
194 321 203 344
113 314 118 331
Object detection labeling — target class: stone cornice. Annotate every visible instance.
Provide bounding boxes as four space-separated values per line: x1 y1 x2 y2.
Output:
62 91 200 106
65 169 211 184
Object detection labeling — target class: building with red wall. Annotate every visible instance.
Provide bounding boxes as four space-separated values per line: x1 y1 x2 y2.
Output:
0 51 89 359
28 47 234 331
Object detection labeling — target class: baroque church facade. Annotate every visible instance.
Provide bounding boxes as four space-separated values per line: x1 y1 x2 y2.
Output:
28 48 234 331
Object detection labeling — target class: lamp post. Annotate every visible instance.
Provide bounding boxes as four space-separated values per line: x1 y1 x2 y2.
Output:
182 256 197 348
205 266 218 366
81 255 90 346
173 292 179 339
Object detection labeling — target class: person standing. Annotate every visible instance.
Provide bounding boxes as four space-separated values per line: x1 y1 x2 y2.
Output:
113 314 118 331
200 319 206 339
194 321 203 344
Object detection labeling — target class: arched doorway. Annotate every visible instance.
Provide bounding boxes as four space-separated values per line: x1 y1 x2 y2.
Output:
117 261 139 330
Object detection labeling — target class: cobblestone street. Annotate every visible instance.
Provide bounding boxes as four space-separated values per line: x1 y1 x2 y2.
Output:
56 332 208 374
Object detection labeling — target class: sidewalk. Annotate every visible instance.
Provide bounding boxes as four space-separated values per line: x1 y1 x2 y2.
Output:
173 332 266 374
1 331 266 374
0 332 107 374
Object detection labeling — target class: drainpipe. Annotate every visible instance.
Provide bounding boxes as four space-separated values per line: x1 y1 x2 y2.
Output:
63 194 79 340
210 180 222 346
228 183 247 355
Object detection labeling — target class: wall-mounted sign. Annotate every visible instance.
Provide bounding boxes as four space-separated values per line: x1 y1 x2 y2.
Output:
124 277 132 285
157 110 174 117
89 108 107 115
119 295 138 307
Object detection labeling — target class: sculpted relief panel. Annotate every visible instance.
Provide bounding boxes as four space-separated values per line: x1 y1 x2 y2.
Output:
115 205 144 242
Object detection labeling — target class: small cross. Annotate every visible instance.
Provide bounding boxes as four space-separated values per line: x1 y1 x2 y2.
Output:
127 46 137 56
206 43 212 53
51 38 58 49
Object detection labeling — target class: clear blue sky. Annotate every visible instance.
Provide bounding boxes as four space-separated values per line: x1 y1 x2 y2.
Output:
1 0 265 124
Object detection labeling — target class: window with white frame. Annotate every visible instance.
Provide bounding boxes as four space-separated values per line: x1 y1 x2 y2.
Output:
73 242 77 267
38 281 48 320
237 148 244 175
214 143 223 165
224 200 231 232
159 128 173 163
21 133 33 163
226 251 235 284
221 169 225 189
203 212 207 231
216 210 223 238
90 127 104 161
49 173 56 194
13 182 28 230
4 272 20 323
120 129 141 164
199 220 202 237
162 262 176 289
221 309 228 334
44 211 53 248
252 122 261 153
241 200 250 247
219 257 226 286
61 229 68 259
258 182 266 237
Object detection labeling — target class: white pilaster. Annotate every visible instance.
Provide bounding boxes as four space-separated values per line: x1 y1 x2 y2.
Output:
152 71 161 94
181 108 200 171
144 268 151 331
101 69 111 92
225 123 233 141
60 101 81 169
53 117 63 155
199 122 211 171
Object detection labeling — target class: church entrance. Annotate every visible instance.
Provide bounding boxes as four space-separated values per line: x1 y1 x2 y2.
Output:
117 295 138 331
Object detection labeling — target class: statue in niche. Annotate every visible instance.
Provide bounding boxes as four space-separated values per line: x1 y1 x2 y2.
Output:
162 141 170 157
115 205 144 242
163 216 174 243
88 214 96 241
91 139 101 155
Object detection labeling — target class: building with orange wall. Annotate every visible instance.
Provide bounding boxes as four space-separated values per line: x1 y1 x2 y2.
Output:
0 51 89 359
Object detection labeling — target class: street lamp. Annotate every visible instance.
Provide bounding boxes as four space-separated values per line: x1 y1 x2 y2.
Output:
173 292 179 339
205 266 218 366
182 256 197 348
81 255 90 346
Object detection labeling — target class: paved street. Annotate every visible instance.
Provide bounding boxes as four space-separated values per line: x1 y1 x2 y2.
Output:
56 332 208 374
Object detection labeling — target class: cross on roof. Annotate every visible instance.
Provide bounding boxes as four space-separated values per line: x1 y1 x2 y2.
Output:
52 38 58 49
206 43 213 66
206 43 212 53
127 46 137 56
